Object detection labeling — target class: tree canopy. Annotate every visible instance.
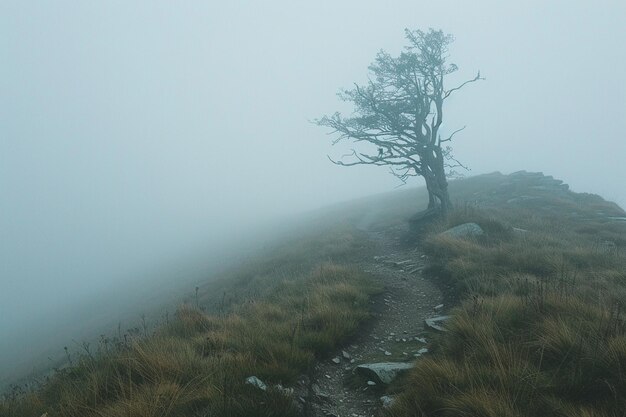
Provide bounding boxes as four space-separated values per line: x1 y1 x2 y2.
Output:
317 28 482 216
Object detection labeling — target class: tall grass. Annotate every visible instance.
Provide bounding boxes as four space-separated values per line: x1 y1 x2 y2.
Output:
1 227 381 417
389 179 626 417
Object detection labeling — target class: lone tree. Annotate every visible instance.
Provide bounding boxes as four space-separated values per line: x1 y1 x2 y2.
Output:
317 28 482 217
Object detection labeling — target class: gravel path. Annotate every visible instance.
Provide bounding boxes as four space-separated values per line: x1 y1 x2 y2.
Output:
301 227 444 417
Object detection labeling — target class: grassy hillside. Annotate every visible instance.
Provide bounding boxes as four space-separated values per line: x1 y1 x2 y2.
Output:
388 173 626 417
2 171 625 417
0 225 381 417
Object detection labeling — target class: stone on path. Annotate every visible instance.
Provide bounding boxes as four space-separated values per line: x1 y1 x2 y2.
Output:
380 395 396 408
424 316 450 332
355 362 414 385
275 384 294 396
245 376 267 391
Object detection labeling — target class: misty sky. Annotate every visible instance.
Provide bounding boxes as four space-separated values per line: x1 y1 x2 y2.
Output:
1 0 626 376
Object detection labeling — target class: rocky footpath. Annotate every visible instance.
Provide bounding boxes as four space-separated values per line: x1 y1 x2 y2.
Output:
296 227 446 417
241 223 485 416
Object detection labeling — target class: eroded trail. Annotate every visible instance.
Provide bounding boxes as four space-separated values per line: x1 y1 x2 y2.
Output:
302 227 444 417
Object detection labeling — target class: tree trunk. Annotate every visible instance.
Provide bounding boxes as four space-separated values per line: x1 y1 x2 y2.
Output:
424 176 443 210
427 184 451 218
423 147 452 218
439 188 451 217
427 191 437 209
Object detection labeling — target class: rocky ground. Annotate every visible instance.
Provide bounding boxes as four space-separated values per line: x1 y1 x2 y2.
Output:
297 226 446 417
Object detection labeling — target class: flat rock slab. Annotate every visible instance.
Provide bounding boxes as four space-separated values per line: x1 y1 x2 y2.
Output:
424 316 450 332
439 223 484 239
355 362 414 385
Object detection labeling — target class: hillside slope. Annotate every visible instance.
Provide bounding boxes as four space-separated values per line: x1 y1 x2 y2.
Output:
2 171 625 417
390 172 626 417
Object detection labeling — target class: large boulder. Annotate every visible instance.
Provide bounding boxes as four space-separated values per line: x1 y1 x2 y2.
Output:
439 223 484 239
355 362 414 385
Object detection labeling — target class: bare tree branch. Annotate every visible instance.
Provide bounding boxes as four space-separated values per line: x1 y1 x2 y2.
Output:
443 71 484 99
317 28 481 216
439 125 466 144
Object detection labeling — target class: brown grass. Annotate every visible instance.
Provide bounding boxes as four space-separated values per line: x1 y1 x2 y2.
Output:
0 227 381 417
4 172 625 417
388 177 626 417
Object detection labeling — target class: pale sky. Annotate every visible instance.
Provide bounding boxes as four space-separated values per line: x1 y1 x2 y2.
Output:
1 0 625 379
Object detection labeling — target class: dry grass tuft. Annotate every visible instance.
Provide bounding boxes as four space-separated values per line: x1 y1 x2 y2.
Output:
1 227 380 417
389 180 626 417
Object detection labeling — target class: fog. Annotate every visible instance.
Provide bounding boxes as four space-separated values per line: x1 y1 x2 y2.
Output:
1 0 625 385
